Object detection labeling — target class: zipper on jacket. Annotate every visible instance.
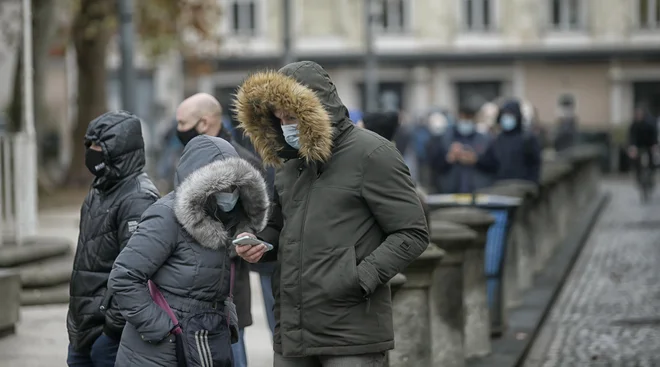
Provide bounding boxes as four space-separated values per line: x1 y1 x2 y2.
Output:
365 297 371 313
297 160 314 345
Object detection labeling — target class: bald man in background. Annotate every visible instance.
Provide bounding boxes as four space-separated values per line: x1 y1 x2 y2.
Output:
176 93 271 367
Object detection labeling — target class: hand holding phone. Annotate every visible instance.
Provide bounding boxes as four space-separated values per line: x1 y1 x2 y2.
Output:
232 236 273 251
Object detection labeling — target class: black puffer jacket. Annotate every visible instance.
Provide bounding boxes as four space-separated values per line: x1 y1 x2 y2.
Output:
67 111 160 351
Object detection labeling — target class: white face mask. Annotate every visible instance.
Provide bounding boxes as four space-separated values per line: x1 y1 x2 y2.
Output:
214 188 239 212
428 113 448 135
281 124 300 149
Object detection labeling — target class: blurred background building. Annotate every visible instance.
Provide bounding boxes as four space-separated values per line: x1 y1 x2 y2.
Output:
1 0 660 177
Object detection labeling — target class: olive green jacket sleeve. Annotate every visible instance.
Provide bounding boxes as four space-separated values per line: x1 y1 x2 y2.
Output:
357 143 430 296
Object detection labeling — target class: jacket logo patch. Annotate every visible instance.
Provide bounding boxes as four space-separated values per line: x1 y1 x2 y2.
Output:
127 221 138 233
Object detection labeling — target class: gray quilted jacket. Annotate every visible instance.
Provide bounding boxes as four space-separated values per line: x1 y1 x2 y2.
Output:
108 135 270 366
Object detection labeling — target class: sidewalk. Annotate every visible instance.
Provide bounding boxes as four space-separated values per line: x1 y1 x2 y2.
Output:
0 207 274 366
523 180 660 366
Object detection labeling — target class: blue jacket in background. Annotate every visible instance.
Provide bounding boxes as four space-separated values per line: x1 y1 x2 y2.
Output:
493 100 542 184
429 126 499 194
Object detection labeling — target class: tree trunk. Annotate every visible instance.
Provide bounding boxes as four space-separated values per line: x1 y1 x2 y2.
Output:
66 1 115 186
32 0 56 139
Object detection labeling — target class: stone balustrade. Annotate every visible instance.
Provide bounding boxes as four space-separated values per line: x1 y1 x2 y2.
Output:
390 144 603 366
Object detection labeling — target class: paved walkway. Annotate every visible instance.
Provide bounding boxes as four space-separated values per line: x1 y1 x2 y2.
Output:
0 207 274 367
524 180 660 366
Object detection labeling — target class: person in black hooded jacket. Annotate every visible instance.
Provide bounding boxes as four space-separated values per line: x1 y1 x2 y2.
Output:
492 99 542 184
363 110 431 229
67 110 160 367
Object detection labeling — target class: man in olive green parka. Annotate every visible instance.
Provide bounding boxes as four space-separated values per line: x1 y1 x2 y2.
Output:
234 61 429 366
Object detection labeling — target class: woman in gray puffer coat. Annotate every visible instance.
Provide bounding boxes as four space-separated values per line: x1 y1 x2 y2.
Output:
108 135 270 366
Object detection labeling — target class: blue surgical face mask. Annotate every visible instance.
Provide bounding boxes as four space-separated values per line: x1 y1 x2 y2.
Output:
500 114 517 132
215 188 239 212
281 124 300 150
456 120 474 136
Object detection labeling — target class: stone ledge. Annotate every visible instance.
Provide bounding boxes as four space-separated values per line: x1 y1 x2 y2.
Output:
0 269 21 337
0 238 72 267
21 284 69 306
18 255 73 288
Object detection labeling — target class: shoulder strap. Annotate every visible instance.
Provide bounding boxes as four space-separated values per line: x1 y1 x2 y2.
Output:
148 280 182 335
230 260 235 298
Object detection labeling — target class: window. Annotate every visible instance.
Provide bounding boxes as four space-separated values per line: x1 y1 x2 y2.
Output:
549 0 584 31
228 0 257 36
462 0 495 32
375 0 408 33
455 81 501 112
638 0 660 29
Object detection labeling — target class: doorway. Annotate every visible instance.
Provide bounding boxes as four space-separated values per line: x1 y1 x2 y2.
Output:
633 81 660 117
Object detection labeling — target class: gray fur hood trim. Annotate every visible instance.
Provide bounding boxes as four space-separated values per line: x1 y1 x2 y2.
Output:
174 157 270 250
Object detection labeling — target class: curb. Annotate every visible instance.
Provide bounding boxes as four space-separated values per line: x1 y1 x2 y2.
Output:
467 192 611 367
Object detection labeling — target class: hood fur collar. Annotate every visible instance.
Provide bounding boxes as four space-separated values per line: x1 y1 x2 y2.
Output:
233 71 334 167
174 157 270 250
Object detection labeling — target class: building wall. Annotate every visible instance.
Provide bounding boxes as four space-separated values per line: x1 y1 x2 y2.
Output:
523 61 611 126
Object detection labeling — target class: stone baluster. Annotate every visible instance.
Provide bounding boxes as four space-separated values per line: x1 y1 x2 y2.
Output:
390 244 445 367
480 180 538 309
430 208 495 359
428 220 478 367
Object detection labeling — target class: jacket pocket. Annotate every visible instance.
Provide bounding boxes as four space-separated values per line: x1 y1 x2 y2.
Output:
326 247 363 303
180 310 233 367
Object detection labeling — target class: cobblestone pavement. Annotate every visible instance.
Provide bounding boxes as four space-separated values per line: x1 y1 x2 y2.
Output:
524 180 660 367
0 207 274 367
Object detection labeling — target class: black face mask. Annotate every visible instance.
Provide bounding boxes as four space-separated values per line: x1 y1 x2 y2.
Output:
177 120 202 146
85 149 106 177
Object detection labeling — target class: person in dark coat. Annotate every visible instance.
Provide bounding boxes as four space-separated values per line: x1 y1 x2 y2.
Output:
175 92 267 366
493 99 542 184
67 111 160 367
233 62 429 366
109 135 270 367
429 105 500 194
363 110 431 228
628 105 659 183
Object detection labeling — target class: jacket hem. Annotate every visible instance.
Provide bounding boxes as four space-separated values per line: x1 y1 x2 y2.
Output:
274 340 394 357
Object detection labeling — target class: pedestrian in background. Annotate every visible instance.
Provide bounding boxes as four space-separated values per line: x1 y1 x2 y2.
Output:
67 111 160 367
492 99 542 184
429 104 500 194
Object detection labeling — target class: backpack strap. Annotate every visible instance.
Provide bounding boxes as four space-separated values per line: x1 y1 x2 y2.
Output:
230 260 235 298
147 280 182 335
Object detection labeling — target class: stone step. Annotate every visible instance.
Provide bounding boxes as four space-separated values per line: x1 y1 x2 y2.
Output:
18 255 73 288
0 237 72 267
21 284 69 306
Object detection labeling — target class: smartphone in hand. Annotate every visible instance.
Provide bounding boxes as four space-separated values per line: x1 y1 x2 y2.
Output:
232 236 274 251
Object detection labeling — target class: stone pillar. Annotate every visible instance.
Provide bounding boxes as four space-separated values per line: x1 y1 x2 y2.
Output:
389 273 407 296
481 180 538 309
428 220 478 367
390 244 445 367
430 208 495 359
0 269 20 337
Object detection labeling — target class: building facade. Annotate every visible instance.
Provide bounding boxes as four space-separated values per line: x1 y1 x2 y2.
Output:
188 0 660 127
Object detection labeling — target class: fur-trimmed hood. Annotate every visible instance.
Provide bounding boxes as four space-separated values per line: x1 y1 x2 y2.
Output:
173 135 270 250
233 61 352 167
